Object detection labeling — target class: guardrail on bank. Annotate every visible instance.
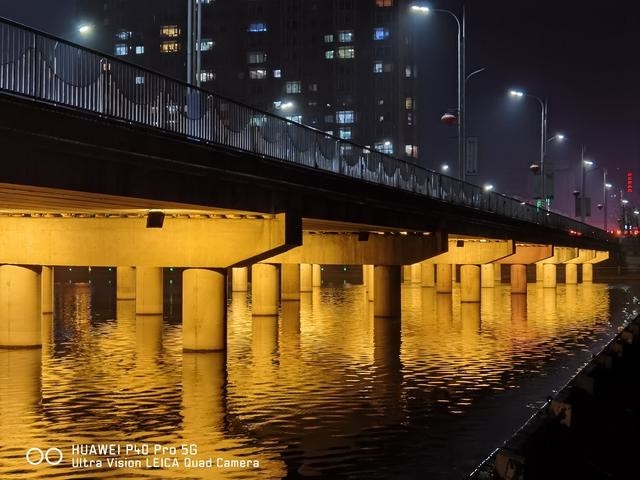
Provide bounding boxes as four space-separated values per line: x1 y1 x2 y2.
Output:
0 17 611 242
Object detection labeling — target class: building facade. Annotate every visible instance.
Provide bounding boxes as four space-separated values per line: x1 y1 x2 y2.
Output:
77 0 419 162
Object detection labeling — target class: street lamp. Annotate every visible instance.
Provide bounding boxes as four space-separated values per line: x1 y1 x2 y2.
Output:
547 133 565 143
441 163 450 173
483 184 494 191
579 145 594 223
602 170 612 231
509 89 549 208
78 24 93 35
411 4 466 181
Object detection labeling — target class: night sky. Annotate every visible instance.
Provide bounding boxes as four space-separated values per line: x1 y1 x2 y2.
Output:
1 0 638 221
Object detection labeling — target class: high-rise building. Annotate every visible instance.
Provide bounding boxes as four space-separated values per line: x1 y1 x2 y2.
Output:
77 0 418 162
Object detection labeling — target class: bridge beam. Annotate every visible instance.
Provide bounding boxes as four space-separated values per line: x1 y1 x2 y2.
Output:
0 213 300 268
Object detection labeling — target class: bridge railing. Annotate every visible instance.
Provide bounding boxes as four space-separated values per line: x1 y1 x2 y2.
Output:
0 18 611 243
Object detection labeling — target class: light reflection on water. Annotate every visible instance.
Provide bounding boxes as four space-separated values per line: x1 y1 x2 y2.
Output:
1 281 639 479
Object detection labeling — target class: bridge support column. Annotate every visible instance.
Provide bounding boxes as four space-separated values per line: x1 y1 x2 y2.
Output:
460 265 481 302
365 265 375 301
494 263 502 284
436 264 452 293
0 265 41 348
536 263 543 283
543 264 557 288
374 266 401 317
582 263 593 283
252 264 278 316
41 266 54 314
231 267 248 292
136 267 163 315
403 265 411 284
281 264 301 301
481 264 494 288
300 264 312 292
452 264 458 283
565 264 578 284
511 265 527 294
421 263 435 287
117 266 136 300
410 263 422 283
182 269 226 351
312 264 322 287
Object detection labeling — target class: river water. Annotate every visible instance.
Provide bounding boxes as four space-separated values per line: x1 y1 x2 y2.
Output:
1 280 639 479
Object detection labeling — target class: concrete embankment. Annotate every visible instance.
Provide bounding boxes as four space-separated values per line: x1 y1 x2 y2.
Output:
469 315 640 480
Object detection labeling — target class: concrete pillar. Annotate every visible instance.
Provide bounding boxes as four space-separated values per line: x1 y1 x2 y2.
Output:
117 266 136 300
436 264 452 293
410 263 422 283
280 264 301 301
41 266 54 314
251 264 278 316
374 266 401 317
582 263 593 283
421 263 435 287
494 263 502 284
366 264 375 301
403 265 411 284
312 264 322 287
0 265 41 348
480 264 494 288
460 265 481 302
510 264 527 294
543 263 557 288
183 268 227 351
536 263 544 283
452 264 458 283
135 267 163 315
231 267 248 292
300 263 312 292
565 263 578 285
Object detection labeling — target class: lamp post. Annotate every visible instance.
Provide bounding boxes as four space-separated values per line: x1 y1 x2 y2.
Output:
580 145 594 223
509 90 549 208
603 171 612 231
411 5 465 181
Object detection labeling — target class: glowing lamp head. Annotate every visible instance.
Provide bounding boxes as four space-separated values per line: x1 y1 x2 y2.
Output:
509 90 524 98
440 112 457 126
78 24 92 34
410 5 430 14
441 163 449 172
483 184 494 191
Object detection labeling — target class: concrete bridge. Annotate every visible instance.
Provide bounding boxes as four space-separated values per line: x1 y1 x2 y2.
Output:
0 18 615 350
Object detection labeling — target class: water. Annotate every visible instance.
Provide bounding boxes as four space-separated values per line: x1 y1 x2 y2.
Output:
1 281 639 479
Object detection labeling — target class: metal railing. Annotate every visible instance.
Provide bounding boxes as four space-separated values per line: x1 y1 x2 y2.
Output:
0 17 611 243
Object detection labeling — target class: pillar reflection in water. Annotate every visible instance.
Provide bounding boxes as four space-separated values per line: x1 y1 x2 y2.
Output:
373 316 403 422
0 349 41 459
460 303 481 334
436 294 453 326
136 314 163 368
511 293 527 324
252 316 279 366
280 300 300 349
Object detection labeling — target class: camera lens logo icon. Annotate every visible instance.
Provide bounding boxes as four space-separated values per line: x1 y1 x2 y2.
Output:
26 447 63 466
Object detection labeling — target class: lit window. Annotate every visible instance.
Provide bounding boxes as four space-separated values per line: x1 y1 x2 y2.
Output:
160 25 181 37
248 22 267 32
325 50 334 59
198 39 215 51
197 0 213 4
376 0 394 6
336 110 355 124
405 97 414 110
114 44 127 56
405 65 412 77
286 81 301 93
199 70 216 82
338 30 353 42
248 51 267 64
160 41 180 53
249 68 267 79
309 83 318 92
375 141 393 154
135 45 144 54
286 115 302 123
405 145 419 158
373 62 382 73
115 30 131 40
273 69 281 78
373 28 389 41
135 76 144 85
324 34 333 43
337 46 355 59
339 127 352 140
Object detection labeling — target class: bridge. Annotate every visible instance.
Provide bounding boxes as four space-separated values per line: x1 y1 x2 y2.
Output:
0 17 615 351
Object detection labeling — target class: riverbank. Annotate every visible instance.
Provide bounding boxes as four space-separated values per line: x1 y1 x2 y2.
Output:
469 315 640 479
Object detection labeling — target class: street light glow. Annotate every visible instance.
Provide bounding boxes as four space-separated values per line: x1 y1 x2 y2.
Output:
583 159 594 166
410 5 430 14
78 24 93 34
280 101 294 110
441 163 449 172
622 199 629 204
483 184 494 191
557 134 565 140
509 90 524 97
605 183 613 189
